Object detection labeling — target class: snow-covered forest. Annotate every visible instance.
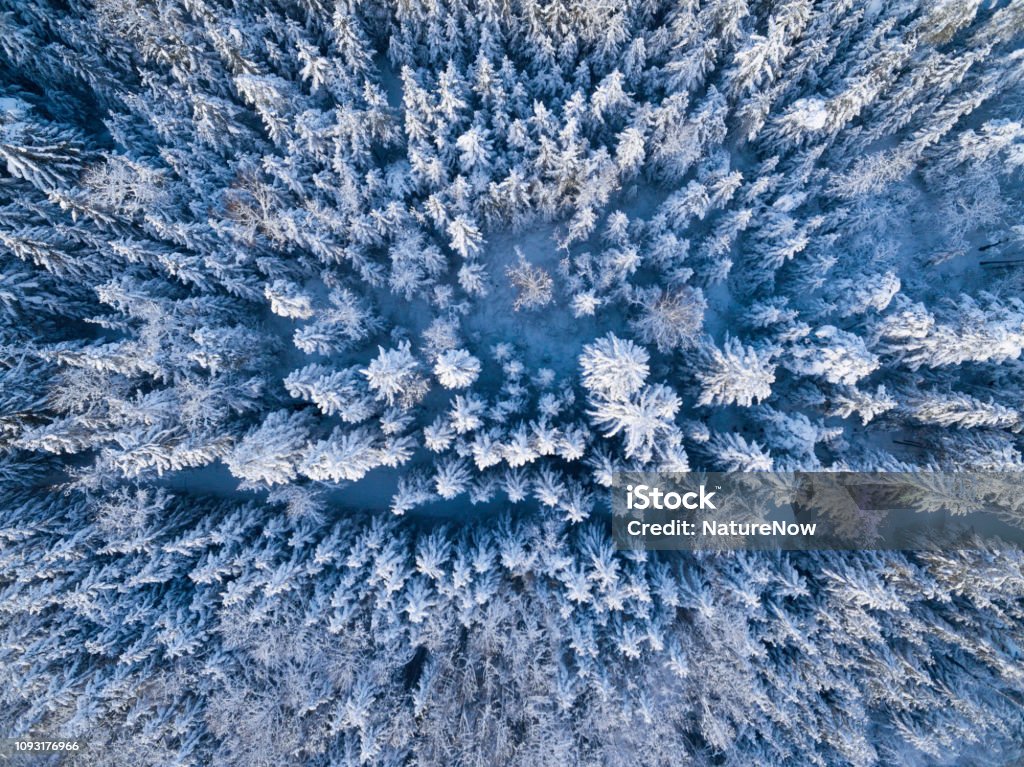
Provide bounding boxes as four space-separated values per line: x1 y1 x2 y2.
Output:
2 0 1024 764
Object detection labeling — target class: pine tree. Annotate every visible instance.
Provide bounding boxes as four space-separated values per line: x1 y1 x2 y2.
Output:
433 348 481 389
579 333 649 401
226 409 315 485
589 383 681 461
300 427 384 482
362 342 429 409
697 337 776 408
0 96 83 191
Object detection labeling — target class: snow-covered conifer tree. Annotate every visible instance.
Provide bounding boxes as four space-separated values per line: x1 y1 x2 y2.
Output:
589 383 681 461
697 337 777 407
433 349 481 389
301 426 383 482
579 333 649 401
362 342 429 409
226 410 314 485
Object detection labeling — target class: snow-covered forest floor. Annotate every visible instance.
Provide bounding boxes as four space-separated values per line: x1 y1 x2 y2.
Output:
2 0 1024 764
